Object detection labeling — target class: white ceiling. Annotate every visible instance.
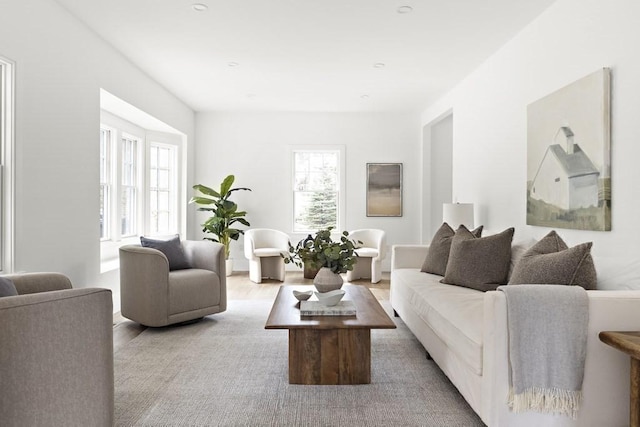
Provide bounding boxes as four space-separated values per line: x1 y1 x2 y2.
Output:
55 0 556 113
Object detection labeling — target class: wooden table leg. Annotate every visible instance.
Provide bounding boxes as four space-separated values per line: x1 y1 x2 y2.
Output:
288 328 371 385
631 358 640 427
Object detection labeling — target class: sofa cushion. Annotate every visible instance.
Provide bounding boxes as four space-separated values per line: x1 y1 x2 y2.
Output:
0 277 18 297
140 235 191 271
421 222 483 276
441 226 514 292
393 268 484 375
508 230 597 290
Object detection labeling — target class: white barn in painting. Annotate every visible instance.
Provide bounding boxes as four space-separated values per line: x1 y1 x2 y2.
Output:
530 127 600 210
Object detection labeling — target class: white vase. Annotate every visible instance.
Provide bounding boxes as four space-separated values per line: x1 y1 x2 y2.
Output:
313 267 343 293
225 258 233 277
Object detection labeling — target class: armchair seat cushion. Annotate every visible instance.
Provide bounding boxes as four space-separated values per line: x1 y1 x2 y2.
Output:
169 269 221 315
355 247 379 257
254 248 287 257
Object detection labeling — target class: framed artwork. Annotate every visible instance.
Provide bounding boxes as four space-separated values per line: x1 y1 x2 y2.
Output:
527 68 611 231
366 163 402 217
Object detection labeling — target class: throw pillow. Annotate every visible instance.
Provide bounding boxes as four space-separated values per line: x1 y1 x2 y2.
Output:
441 226 515 291
508 230 597 290
140 235 191 271
421 222 484 276
0 277 18 297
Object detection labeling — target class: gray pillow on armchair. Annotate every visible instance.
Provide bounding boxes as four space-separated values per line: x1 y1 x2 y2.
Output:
0 277 18 297
140 235 192 271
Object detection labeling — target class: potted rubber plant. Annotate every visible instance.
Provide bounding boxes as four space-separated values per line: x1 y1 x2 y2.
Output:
190 175 251 275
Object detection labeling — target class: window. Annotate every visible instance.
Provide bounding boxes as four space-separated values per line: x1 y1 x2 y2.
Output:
99 109 184 271
120 135 138 237
0 56 15 273
100 127 142 243
149 143 177 235
291 147 345 233
99 128 112 240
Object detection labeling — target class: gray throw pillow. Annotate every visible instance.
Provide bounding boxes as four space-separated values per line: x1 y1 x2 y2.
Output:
140 235 191 271
0 277 18 297
508 230 597 290
421 222 483 276
441 226 515 291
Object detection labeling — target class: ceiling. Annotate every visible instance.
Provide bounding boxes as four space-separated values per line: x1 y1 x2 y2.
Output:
55 0 556 113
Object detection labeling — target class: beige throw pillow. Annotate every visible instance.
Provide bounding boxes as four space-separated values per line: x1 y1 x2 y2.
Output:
508 230 597 290
441 226 515 291
421 222 483 276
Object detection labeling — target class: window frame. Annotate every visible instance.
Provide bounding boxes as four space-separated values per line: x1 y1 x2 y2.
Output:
119 132 141 238
289 145 346 234
146 140 180 236
0 56 15 274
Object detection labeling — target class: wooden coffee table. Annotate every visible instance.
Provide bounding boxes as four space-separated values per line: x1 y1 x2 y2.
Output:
265 284 396 385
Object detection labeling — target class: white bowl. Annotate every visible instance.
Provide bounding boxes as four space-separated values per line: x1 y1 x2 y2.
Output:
314 289 346 307
292 290 313 301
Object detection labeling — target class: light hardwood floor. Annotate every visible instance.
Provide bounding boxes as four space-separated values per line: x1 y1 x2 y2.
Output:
113 271 390 352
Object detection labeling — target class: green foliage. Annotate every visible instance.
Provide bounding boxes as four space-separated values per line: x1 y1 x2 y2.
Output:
299 172 337 230
190 175 251 259
283 227 360 274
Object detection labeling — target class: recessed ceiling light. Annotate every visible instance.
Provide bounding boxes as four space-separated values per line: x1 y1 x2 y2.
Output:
227 62 239 67
192 3 208 12
373 63 385 69
397 6 413 14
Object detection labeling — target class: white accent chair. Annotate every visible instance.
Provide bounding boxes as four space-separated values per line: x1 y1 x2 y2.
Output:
244 228 290 283
346 229 386 284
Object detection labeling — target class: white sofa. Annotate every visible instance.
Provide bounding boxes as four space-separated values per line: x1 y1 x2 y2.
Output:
390 244 640 427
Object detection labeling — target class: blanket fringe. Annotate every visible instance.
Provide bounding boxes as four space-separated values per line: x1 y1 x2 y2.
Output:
508 387 583 420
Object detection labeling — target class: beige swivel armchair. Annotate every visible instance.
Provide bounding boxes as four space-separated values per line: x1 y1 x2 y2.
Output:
119 239 226 327
346 229 386 283
244 228 290 283
0 273 114 426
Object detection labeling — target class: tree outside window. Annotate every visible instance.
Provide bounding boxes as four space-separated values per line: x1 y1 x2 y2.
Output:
293 150 339 232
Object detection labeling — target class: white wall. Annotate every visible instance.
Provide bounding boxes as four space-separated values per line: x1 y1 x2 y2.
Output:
0 0 195 294
421 0 640 262
194 112 421 271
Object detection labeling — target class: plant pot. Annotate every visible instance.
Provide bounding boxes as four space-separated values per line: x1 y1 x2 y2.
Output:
225 258 233 277
313 267 343 293
303 263 320 280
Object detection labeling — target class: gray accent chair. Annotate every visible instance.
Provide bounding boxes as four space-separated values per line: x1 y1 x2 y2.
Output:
119 239 226 327
0 273 114 427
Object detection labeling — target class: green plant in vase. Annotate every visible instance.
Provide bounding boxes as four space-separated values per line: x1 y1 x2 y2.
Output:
284 227 360 286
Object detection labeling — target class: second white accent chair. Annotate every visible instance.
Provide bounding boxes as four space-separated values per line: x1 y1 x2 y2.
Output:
346 229 386 284
244 228 290 283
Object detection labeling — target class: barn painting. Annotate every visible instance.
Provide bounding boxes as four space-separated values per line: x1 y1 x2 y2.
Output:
527 68 611 231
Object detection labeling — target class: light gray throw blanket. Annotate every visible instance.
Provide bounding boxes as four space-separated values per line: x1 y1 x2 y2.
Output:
498 284 588 419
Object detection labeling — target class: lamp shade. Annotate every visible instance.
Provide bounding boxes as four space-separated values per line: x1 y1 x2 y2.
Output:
443 203 474 228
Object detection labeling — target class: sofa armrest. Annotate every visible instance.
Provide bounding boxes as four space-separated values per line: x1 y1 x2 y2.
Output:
391 245 429 270
482 289 640 427
5 272 73 295
0 288 114 426
182 240 225 277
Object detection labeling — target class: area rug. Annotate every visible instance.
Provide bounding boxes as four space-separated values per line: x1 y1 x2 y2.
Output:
114 299 484 426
